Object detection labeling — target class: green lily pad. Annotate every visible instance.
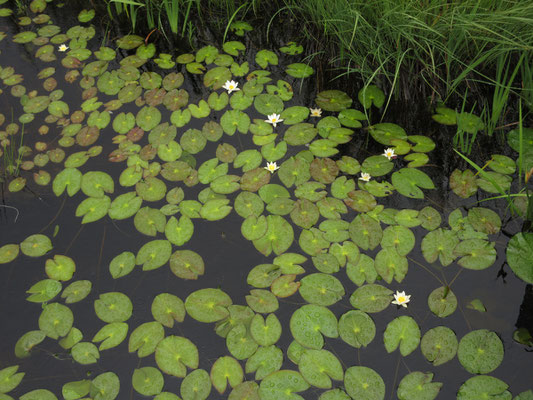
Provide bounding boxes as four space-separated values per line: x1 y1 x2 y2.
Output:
181 369 211 400
200 198 232 220
467 207 501 234
315 90 352 111
421 228 459 266
421 326 458 366
298 349 343 389
90 371 120 400
350 284 392 313
299 273 344 306
384 316 421 356
454 239 496 270
254 94 284 115
477 171 512 193
259 370 309 400
290 304 338 349
128 321 164 357
286 63 314 78
246 289 279 313
151 293 185 328
210 356 243 395
20 234 52 257
361 155 393 177
255 50 278 69
250 313 282 346
432 105 457 125
280 106 309 124
19 390 57 400
349 214 382 250
507 233 533 284
132 367 163 396
155 336 198 377
245 345 282 381
15 330 46 358
0 365 24 393
374 248 408 283
58 328 83 350
44 254 75 281
428 286 457 317
392 168 435 199
358 85 385 108
136 177 167 201
457 112 484 134
61 280 91 304
252 215 294 256
369 123 407 145
488 154 515 174
457 376 511 400
458 329 504 374
339 109 365 128
185 288 232 323
226 322 258 359
94 292 132 323
338 310 376 348
108 192 142 220
397 372 442 400
169 249 204 280
62 379 91 400
136 239 172 271
381 225 415 255
344 366 385 400
92 322 128 351
0 244 20 264
39 302 73 339
75 196 111 223
81 171 114 198
26 279 61 303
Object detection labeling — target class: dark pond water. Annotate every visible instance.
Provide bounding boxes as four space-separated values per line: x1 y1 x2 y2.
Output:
0 1 532 399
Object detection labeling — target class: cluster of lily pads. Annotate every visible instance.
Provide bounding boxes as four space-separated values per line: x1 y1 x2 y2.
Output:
1 0 533 399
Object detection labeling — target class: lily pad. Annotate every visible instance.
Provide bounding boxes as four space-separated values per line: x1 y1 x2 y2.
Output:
507 233 533 284
427 286 457 317
315 90 352 111
94 292 132 323
350 284 392 313
392 168 435 198
290 304 338 349
384 316 421 356
286 63 314 78
454 239 496 270
259 370 309 400
397 372 442 400
136 239 172 271
92 322 128 351
155 336 198 377
344 366 385 400
38 302 73 339
457 376 511 400
338 310 376 348
185 288 232 323
420 326 458 366
151 293 185 328
20 234 52 257
132 367 163 396
181 369 211 400
129 321 164 357
457 329 504 374
0 244 20 264
299 349 343 389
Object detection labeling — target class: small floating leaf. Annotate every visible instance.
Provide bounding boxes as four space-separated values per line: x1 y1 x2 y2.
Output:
350 284 392 313
39 302 73 339
211 356 243 394
15 331 46 358
299 273 344 306
129 321 164 357
152 293 185 328
61 280 91 304
92 322 128 351
344 366 385 400
506 233 533 284
0 244 20 264
94 292 132 323
428 286 457 317
20 234 52 257
397 372 442 400
185 288 232 323
156 336 198 377
383 316 421 356
457 375 511 400
338 310 376 348
421 326 458 366
259 370 309 400
315 90 352 111
136 239 171 271
290 304 338 349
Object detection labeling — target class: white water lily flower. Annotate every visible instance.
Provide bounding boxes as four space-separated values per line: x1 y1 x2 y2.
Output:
309 107 322 117
58 44 69 52
265 113 283 128
359 172 371 182
392 290 411 308
222 80 240 94
264 161 280 173
383 148 396 160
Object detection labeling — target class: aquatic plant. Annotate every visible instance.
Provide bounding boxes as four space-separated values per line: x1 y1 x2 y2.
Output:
0 1 531 400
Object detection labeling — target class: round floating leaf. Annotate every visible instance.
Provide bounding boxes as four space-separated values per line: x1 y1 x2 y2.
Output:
290 304 338 349
421 326 458 366
421 228 458 266
136 177 167 202
170 249 204 280
369 123 407 145
344 366 385 400
252 215 293 256
38 303 73 339
299 349 343 389
255 50 278 68
241 215 268 241
299 273 345 306
26 279 62 303
15 330 46 358
129 321 164 357
454 239 496 270
132 367 163 396
185 288 232 323
152 293 185 328
284 123 318 146
338 109 365 128
19 390 57 400
156 336 198 377
375 248 408 283
457 375 511 400
246 289 279 313
20 234 52 257
315 90 352 111
58 328 83 350
397 372 442 400
72 342 100 364
349 214 382 251
338 310 376 348
165 215 194 246
136 239 172 271
428 286 457 317
467 207 501 234
45 254 75 281
226 323 258 359
384 316 421 356
418 206 441 231
181 369 211 400
75 196 111 224
286 63 314 78
108 192 142 220
247 264 281 288
211 356 244 394
477 171 512 193
250 313 282 346
507 233 533 283
259 370 309 400
0 365 24 393
358 85 385 108
457 329 504 374
254 94 284 115
350 284 392 313
61 280 91 304
109 251 136 279
281 106 309 124
245 345 282 381
62 379 91 400
392 168 435 199
0 244 19 264
90 371 120 400
381 225 415 256
92 322 128 351
94 292 132 323
271 274 300 298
